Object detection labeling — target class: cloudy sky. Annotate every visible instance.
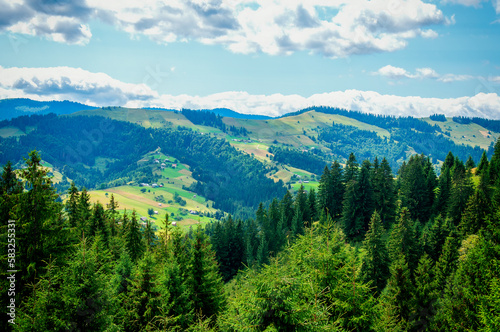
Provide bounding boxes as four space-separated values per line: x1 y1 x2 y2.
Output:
1 0 500 118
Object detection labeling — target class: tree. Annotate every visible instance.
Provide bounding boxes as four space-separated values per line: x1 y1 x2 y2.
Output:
186 227 225 321
126 210 144 263
465 155 476 170
389 207 419 275
476 150 489 176
148 207 154 218
123 251 160 332
344 153 358 184
89 203 109 246
378 254 414 331
411 254 438 331
341 160 374 239
372 157 396 225
65 181 80 228
361 211 389 294
106 193 119 238
12 151 71 298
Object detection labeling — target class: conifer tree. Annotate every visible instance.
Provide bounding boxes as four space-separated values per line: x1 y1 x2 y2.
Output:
378 254 414 330
106 193 119 237
476 150 489 176
465 155 476 170
361 211 389 294
77 187 92 236
341 160 374 239
389 207 419 275
123 250 160 332
65 181 80 228
344 153 359 184
89 202 109 246
411 254 438 331
307 188 318 222
126 210 144 263
488 138 500 184
13 151 71 298
372 157 396 225
187 227 225 320
279 190 294 230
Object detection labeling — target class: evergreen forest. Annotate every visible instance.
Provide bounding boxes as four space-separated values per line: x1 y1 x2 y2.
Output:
1 138 500 331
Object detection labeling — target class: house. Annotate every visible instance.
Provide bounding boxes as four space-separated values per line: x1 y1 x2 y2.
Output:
161 163 166 166
158 203 162 206
189 210 198 215
171 222 177 226
154 159 160 163
152 183 158 188
154 211 158 214
172 164 178 168
140 183 149 187
140 217 147 221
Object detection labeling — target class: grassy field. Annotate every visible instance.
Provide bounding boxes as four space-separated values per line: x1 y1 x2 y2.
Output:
85 185 217 230
423 118 499 150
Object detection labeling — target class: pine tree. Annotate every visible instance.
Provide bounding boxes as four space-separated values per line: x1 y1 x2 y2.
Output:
126 210 144 263
187 227 225 320
378 254 414 331
465 155 476 170
77 187 92 237
447 159 474 225
488 138 500 184
398 154 434 223
344 153 359 184
13 151 71 298
307 188 318 222
106 193 119 237
329 160 345 219
389 207 419 275
89 202 109 246
411 254 438 331
279 190 294 230
65 181 80 228
123 250 160 332
361 211 389 294
341 160 374 239
372 157 396 225
476 150 489 176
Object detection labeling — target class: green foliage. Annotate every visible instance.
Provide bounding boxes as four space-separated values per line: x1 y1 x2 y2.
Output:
361 211 390 294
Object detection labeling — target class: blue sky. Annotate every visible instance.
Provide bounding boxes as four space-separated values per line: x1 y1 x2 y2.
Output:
0 0 499 118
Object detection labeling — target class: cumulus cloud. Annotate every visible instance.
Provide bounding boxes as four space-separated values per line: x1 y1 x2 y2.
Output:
0 0 448 56
2 66 500 120
0 66 157 106
375 65 485 82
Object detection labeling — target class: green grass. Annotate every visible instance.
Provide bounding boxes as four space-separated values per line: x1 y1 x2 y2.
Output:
291 181 319 192
0 126 25 138
423 118 498 150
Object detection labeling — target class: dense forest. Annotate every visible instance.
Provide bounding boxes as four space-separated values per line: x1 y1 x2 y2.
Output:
1 137 499 331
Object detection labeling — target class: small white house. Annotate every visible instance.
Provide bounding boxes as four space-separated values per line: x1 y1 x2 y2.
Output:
171 222 177 226
158 203 162 206
140 217 147 221
154 211 159 214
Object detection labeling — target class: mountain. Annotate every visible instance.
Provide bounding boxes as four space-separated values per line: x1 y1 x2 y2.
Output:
0 98 98 121
1 101 499 218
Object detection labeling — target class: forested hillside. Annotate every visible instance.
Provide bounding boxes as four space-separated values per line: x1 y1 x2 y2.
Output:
1 139 499 331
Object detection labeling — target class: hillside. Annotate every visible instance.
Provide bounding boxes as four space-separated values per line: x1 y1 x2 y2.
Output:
1 103 498 218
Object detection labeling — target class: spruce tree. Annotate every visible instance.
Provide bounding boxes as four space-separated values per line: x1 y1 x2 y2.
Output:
488 138 500 184
77 187 92 237
389 207 419 275
372 157 396 225
411 254 438 331
126 210 144 263
344 153 359 184
465 155 476 170
476 150 489 176
65 181 80 228
361 211 389 294
106 193 119 237
187 227 225 320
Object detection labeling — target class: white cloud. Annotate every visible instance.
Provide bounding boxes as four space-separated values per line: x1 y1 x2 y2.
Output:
2 66 500 119
376 65 481 82
0 0 448 57
376 65 414 79
0 66 157 106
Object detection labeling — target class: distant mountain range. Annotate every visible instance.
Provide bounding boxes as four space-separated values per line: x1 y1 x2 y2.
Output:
0 99 271 121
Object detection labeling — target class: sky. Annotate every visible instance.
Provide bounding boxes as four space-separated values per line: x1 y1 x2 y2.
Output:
0 0 500 118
